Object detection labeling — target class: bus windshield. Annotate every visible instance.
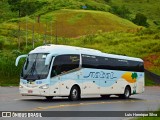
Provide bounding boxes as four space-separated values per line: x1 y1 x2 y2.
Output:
21 53 50 80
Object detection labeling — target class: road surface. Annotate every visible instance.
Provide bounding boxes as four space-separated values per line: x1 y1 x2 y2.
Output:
0 86 160 120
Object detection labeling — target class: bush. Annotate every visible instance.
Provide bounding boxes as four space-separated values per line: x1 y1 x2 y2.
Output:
83 0 110 12
154 34 160 39
153 20 160 25
0 54 24 86
0 36 5 50
104 0 111 3
132 13 149 27
8 0 48 17
110 5 131 19
136 28 157 35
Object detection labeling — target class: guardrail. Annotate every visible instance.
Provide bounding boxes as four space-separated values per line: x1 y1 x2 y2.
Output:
145 69 160 84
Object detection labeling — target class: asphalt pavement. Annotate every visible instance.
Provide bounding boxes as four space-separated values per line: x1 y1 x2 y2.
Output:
0 86 160 120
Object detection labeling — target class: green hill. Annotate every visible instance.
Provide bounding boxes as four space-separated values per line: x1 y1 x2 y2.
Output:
108 0 160 27
18 9 140 38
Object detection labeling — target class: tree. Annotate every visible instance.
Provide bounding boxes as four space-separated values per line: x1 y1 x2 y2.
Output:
132 13 149 27
110 5 131 19
20 1 47 16
0 1 15 22
8 0 21 17
104 0 111 3
8 0 47 17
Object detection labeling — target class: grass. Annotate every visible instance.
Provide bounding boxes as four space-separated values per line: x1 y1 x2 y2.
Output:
109 0 160 27
17 9 140 38
0 30 160 86
143 53 160 76
145 74 156 86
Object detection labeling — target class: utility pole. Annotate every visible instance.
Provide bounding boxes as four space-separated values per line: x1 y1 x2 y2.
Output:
25 16 28 48
37 15 40 42
18 4 21 50
55 20 58 44
44 22 47 45
18 19 21 50
51 21 52 44
32 23 35 49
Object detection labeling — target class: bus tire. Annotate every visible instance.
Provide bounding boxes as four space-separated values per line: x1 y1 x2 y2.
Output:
45 96 53 101
69 86 80 101
119 86 131 99
100 95 110 99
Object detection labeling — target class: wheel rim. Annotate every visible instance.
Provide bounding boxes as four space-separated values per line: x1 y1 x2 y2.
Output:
125 89 130 97
72 89 78 99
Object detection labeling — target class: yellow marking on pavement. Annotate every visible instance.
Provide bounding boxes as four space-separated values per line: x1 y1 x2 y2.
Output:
36 107 44 110
28 100 136 111
28 99 160 111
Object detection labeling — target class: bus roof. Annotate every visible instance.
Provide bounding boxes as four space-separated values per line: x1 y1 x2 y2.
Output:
30 44 143 62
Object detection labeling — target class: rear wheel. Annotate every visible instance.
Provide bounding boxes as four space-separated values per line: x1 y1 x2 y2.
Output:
69 86 80 101
119 86 131 99
45 96 53 101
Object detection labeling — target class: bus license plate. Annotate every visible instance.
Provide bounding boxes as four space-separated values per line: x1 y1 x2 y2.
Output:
28 90 33 93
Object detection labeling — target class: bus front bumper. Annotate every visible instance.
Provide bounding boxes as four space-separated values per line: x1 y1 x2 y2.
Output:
19 84 50 96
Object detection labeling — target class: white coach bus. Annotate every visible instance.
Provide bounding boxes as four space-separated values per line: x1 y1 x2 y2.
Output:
16 44 144 101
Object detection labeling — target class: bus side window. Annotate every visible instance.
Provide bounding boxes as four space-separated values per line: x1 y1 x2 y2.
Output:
60 55 80 72
51 54 80 77
82 54 98 69
51 56 62 77
138 62 144 72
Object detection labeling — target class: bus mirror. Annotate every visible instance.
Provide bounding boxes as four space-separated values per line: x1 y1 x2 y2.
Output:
45 53 54 65
15 55 27 66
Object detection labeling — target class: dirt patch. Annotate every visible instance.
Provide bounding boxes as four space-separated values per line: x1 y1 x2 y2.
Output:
143 53 160 69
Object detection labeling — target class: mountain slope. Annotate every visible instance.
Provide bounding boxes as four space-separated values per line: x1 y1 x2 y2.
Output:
19 9 139 38
108 0 160 27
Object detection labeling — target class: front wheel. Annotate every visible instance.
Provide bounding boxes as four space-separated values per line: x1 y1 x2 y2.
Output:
69 86 80 101
119 86 131 99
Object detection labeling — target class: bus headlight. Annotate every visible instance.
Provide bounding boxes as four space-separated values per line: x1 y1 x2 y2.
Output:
39 84 49 89
19 85 23 88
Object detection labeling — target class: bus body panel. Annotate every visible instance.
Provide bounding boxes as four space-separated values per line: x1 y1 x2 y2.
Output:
42 69 144 97
80 68 144 95
17 44 144 98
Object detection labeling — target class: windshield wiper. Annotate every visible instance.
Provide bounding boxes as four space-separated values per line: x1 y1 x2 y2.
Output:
24 60 37 79
23 55 40 80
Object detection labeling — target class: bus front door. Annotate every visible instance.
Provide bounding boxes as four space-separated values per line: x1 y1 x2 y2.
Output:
50 76 61 96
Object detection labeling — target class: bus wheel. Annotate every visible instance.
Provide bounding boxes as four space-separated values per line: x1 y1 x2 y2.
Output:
101 95 110 99
119 86 131 99
45 96 53 101
69 86 80 101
